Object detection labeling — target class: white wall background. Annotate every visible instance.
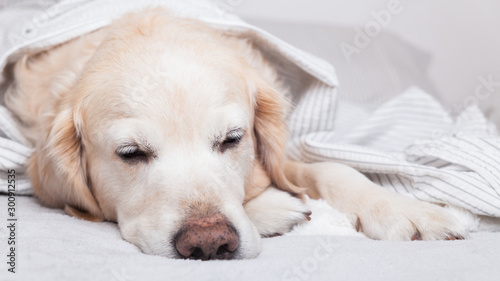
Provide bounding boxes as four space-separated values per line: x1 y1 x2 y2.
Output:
231 0 500 111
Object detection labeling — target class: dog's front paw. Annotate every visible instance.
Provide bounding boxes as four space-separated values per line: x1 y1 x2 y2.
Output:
355 197 468 241
244 187 311 237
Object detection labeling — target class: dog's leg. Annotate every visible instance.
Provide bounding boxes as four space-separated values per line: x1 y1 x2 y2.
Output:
244 187 311 237
285 161 467 240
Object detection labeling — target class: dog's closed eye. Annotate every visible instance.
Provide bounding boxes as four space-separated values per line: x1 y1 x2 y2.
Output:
116 145 148 163
217 128 244 153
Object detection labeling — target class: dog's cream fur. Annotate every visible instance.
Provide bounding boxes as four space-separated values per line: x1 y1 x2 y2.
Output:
4 9 467 259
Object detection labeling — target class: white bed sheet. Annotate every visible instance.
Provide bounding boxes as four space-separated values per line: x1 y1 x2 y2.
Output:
1 196 499 281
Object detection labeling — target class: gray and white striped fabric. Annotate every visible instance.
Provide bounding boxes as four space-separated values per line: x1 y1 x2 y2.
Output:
1 0 500 217
287 87 500 217
0 106 32 195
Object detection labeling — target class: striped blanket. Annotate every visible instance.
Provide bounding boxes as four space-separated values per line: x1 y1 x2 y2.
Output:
1 0 499 218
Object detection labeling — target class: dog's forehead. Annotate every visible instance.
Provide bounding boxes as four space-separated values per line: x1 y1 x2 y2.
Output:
81 60 252 147
103 37 249 103
77 19 258 143
129 57 248 120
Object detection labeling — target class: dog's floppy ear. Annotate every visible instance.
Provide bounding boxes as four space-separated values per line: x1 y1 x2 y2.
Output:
28 105 103 222
252 81 306 198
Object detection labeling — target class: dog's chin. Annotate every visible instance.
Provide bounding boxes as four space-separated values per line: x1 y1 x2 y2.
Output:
218 204 263 260
230 226 262 260
126 226 261 260
118 210 262 260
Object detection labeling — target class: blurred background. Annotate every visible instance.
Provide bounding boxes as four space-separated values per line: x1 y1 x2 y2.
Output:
231 0 500 121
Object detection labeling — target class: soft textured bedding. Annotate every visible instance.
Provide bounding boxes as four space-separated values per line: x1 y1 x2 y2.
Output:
0 1 500 280
1 196 500 281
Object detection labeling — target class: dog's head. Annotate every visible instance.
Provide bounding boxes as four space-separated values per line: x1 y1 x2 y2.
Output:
28 10 303 259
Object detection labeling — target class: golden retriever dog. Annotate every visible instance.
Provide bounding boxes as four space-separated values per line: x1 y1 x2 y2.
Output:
4 8 466 260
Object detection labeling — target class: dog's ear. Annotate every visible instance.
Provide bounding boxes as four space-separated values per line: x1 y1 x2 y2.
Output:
28 106 103 222
252 81 306 198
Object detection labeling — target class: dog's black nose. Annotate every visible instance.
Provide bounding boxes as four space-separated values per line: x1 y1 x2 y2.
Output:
174 213 239 260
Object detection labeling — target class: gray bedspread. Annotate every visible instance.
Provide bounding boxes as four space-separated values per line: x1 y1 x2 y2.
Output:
1 196 499 281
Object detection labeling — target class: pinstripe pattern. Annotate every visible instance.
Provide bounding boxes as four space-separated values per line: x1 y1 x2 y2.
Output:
287 87 500 217
0 111 32 194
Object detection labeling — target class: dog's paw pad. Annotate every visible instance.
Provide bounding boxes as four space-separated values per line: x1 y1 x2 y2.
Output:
354 217 362 232
304 211 312 221
445 234 465 241
411 230 422 241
